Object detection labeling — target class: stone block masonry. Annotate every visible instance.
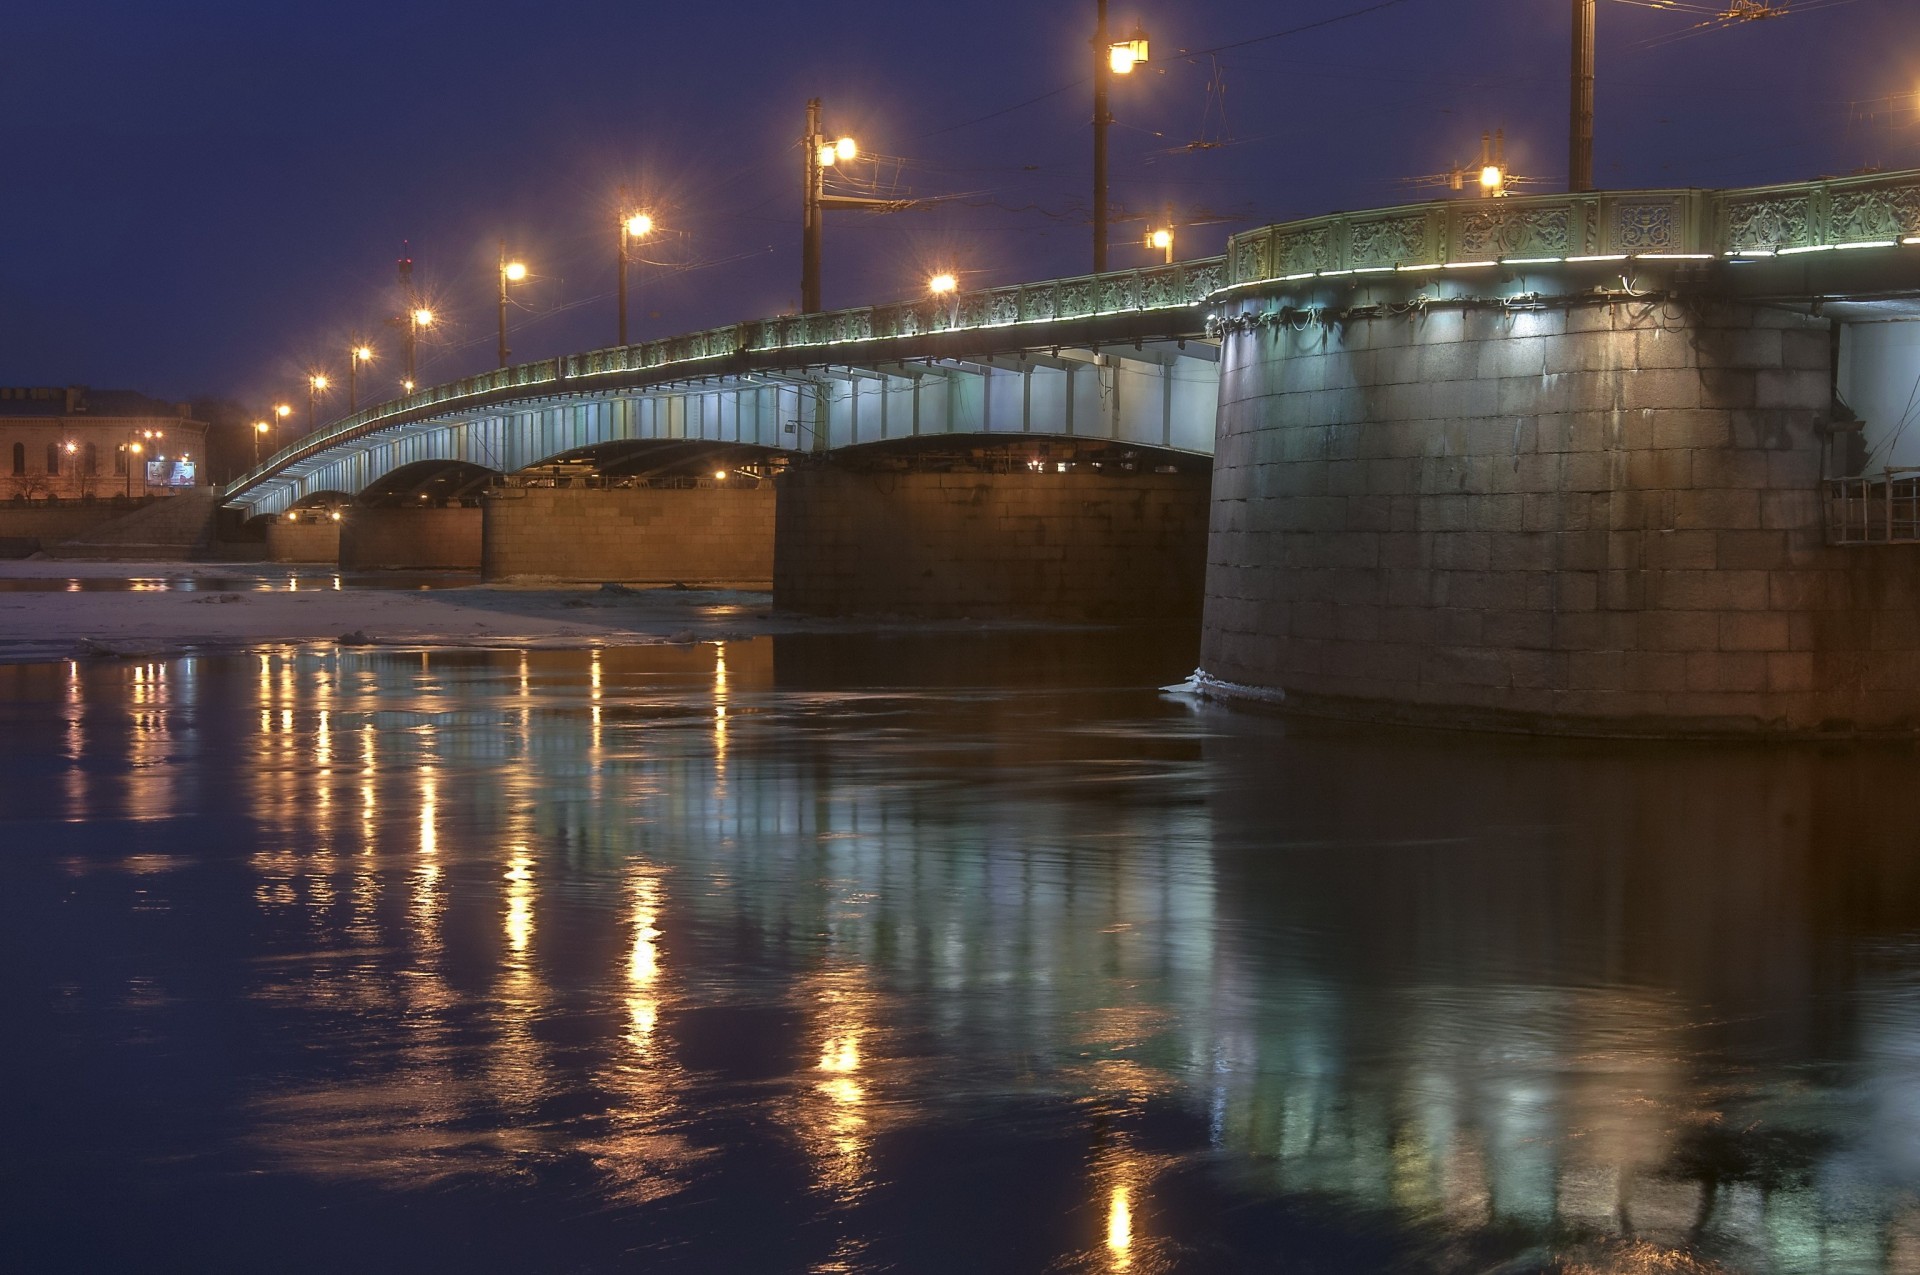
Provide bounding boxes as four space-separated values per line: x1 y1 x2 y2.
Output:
482 485 774 586
340 507 481 571
775 466 1210 620
1201 298 1920 735
267 517 340 564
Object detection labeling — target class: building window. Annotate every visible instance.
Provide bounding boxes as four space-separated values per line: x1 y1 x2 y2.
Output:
84 442 97 475
45 443 59 477
9 442 20 476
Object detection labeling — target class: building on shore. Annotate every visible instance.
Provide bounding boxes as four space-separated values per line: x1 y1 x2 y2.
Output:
1 386 208 501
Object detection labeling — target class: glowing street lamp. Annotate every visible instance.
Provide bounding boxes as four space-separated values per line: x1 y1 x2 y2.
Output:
801 98 916 313
405 308 434 385
1108 25 1149 74
307 373 330 434
1146 225 1174 264
927 272 958 295
401 378 416 394
618 190 655 346
349 343 374 412
273 403 291 450
1093 3 1151 273
497 244 528 369
252 421 269 468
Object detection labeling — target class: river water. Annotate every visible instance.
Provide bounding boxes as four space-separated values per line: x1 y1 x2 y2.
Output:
4 629 1919 1273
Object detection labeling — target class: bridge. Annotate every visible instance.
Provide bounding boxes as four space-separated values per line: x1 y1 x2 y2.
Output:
229 169 1920 733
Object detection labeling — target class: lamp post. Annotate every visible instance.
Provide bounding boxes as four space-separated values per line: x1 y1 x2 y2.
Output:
272 403 291 451
349 344 373 412
498 245 527 369
618 193 653 347
124 438 142 497
928 271 960 327
307 373 329 435
801 98 913 313
405 308 434 386
1570 0 1595 192
252 421 269 469
1093 2 1150 274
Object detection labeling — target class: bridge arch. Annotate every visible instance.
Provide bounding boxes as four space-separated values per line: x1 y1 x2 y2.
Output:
356 459 500 508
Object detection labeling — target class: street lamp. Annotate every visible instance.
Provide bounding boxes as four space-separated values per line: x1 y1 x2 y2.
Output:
273 403 291 450
401 378 415 394
405 308 434 385
1146 225 1174 264
1093 2 1150 274
801 98 916 313
618 194 654 347
927 272 958 295
125 438 143 497
307 373 330 434
349 344 373 412
498 244 528 368
252 421 269 468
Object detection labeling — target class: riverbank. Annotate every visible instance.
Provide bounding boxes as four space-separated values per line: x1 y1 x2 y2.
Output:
0 561 1081 663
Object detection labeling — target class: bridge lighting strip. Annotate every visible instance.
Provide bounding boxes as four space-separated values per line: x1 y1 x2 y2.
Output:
1502 257 1563 266
1836 240 1898 250
1907 236 1920 246
1778 244 1837 255
1636 253 1715 261
1566 254 1629 264
1443 261 1499 270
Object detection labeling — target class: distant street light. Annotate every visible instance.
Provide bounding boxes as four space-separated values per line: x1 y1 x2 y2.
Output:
349 343 373 411
1146 225 1174 264
273 403 291 450
307 373 330 434
498 244 528 368
618 191 655 346
405 308 434 385
1092 1 1150 274
252 421 269 468
927 272 958 295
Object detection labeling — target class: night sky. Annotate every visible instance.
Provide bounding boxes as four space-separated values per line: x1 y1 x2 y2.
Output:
2 0 1912 409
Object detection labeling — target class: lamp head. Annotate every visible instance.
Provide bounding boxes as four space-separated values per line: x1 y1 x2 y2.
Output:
503 261 527 282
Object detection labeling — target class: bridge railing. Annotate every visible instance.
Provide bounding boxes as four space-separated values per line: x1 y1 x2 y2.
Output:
1223 169 1920 285
228 256 1226 501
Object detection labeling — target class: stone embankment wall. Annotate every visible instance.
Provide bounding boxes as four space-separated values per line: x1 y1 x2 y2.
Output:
1201 298 1920 735
266 518 340 563
776 466 1210 619
481 486 775 585
339 507 482 570
0 504 127 554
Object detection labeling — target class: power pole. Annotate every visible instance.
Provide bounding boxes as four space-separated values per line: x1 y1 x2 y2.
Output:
800 99 916 315
1570 0 1595 192
1093 0 1111 274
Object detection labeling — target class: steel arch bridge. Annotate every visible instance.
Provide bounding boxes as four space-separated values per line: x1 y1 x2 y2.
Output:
225 167 1920 518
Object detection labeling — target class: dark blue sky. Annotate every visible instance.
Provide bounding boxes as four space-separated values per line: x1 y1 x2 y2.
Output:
1 0 1911 409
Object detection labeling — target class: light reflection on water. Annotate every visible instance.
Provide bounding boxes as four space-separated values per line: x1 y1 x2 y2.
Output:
3 633 1920 1272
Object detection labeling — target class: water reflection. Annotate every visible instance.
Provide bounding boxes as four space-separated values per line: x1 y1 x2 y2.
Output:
5 632 1920 1272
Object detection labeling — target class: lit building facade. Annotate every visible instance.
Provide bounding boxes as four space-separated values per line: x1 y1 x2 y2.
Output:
0 386 208 499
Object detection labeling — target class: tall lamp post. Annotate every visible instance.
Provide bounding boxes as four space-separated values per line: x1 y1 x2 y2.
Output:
618 194 653 347
1570 0 1595 192
349 344 373 412
272 403 291 451
497 245 528 368
801 99 914 313
252 421 269 469
405 308 434 386
307 374 329 435
1093 3 1150 274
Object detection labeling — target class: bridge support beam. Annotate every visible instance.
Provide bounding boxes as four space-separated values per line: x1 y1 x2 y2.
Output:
481 485 775 586
1198 293 1920 735
339 506 482 571
774 463 1210 620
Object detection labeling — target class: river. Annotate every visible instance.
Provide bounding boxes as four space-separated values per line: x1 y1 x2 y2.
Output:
3 627 1918 1273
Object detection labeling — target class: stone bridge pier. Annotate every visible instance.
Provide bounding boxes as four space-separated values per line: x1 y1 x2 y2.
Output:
1199 281 1920 734
773 446 1212 620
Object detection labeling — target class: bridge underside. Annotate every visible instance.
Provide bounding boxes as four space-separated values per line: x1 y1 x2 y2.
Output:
229 338 1220 518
